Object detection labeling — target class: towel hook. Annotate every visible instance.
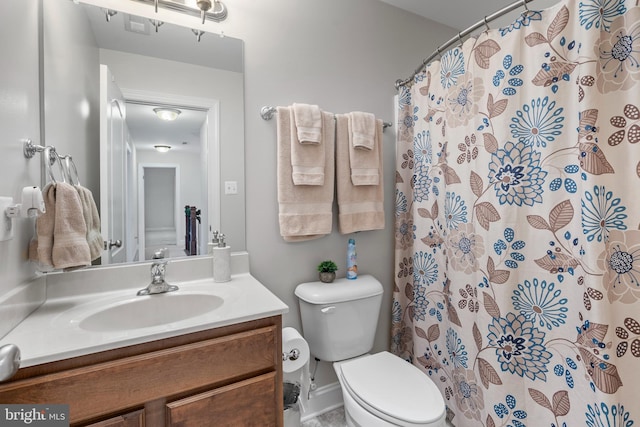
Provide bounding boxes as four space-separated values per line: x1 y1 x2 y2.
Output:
483 16 490 31
44 147 66 185
60 155 80 186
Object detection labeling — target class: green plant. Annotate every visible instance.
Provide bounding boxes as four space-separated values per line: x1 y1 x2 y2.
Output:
317 260 338 273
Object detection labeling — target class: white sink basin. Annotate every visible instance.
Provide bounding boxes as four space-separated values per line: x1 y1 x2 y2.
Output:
78 293 225 332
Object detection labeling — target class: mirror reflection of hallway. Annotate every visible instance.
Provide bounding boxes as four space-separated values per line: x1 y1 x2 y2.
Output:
141 165 181 260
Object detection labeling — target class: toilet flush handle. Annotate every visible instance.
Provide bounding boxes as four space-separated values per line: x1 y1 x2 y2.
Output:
321 306 336 314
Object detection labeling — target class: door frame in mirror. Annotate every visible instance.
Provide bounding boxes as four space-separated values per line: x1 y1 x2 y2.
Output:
111 88 221 263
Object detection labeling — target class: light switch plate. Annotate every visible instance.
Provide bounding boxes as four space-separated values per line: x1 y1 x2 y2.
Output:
0 197 14 241
224 181 238 195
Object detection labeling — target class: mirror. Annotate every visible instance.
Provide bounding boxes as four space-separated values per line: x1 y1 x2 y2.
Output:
42 0 245 266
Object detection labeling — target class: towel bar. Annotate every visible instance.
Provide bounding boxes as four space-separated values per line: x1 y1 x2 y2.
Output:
260 106 392 131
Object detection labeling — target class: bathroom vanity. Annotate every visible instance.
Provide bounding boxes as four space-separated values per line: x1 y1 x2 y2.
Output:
0 260 288 426
0 317 281 426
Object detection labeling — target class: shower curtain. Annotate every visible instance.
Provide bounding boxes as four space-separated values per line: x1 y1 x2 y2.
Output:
392 0 640 425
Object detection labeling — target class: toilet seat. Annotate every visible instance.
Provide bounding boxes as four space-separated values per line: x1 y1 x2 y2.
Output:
338 352 445 426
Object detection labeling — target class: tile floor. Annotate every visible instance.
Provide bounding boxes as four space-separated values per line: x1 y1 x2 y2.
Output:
301 407 347 427
301 406 456 427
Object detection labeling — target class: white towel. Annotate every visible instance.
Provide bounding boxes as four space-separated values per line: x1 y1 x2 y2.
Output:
291 104 325 186
336 115 385 234
347 113 380 185
51 182 91 270
292 103 322 144
76 185 102 261
29 182 91 270
277 106 335 241
349 111 376 150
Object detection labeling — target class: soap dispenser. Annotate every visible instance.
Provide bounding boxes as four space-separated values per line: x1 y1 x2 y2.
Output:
208 230 220 255
213 233 231 282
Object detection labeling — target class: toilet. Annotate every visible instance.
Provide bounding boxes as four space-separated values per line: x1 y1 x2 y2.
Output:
295 275 446 427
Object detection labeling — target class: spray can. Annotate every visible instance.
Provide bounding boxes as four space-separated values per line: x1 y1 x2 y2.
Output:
346 238 357 280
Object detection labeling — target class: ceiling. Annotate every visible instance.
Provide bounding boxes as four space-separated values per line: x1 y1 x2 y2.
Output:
126 103 207 154
378 0 517 29
378 0 561 30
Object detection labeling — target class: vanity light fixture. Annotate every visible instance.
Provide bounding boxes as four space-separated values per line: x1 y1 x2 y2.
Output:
132 0 227 24
149 19 164 32
192 29 205 42
153 107 181 121
154 145 172 153
104 9 117 22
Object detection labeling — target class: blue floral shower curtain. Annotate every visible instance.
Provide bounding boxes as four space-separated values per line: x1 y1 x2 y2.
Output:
392 0 640 425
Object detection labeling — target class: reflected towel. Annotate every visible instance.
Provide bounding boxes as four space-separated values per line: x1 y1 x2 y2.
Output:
291 104 325 186
347 112 379 185
336 114 384 234
76 185 102 261
51 182 91 270
277 106 334 241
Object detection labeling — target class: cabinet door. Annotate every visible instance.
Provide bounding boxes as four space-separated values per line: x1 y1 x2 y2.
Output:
85 409 144 427
166 372 277 427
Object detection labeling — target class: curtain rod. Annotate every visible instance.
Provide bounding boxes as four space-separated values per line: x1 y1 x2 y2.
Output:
395 0 536 89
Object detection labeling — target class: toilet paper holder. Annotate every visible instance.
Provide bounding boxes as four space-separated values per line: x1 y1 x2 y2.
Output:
283 348 301 361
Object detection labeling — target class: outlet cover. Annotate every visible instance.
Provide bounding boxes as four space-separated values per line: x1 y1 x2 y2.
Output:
0 197 14 241
224 181 238 195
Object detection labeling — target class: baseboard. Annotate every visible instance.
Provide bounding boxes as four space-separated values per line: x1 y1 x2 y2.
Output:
299 381 343 421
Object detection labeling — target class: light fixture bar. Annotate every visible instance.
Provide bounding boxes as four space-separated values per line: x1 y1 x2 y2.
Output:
129 0 227 23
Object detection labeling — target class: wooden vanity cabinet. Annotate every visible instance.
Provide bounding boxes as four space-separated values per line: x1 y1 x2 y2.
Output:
0 316 283 427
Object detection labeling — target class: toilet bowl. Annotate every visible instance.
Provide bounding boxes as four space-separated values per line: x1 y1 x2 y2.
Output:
334 352 446 427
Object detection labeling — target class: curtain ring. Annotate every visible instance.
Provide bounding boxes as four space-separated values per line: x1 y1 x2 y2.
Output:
458 32 464 46
522 0 529 11
483 16 490 31
436 45 442 59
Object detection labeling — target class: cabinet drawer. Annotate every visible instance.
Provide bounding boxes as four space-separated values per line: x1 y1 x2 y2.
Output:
85 409 144 427
0 326 277 424
166 372 277 427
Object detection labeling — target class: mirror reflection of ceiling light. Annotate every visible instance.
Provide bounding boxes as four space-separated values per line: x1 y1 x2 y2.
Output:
154 145 172 153
153 108 181 121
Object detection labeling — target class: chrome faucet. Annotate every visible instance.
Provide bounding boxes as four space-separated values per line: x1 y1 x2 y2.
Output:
137 259 179 296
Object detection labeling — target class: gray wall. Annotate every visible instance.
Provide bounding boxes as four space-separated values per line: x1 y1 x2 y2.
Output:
0 0 96 337
234 0 455 385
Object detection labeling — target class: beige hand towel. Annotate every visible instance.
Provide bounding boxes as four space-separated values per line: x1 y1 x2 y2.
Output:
51 182 91 270
347 113 380 185
30 183 56 268
277 106 335 241
336 114 385 234
291 105 325 186
349 111 376 150
76 185 103 261
293 103 322 144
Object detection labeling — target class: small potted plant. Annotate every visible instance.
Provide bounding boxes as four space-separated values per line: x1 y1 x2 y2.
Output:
317 260 338 283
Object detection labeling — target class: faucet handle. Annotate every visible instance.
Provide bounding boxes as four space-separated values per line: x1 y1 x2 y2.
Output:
151 259 169 280
152 258 169 267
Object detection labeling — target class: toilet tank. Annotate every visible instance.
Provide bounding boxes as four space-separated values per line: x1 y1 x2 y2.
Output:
295 275 383 362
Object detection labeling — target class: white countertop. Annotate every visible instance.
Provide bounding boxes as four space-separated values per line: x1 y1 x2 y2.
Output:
0 273 288 368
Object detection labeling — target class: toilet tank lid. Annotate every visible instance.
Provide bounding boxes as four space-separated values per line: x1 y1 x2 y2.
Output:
295 274 383 304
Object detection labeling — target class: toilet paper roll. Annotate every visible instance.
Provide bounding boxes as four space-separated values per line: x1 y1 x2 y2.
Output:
282 327 310 373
